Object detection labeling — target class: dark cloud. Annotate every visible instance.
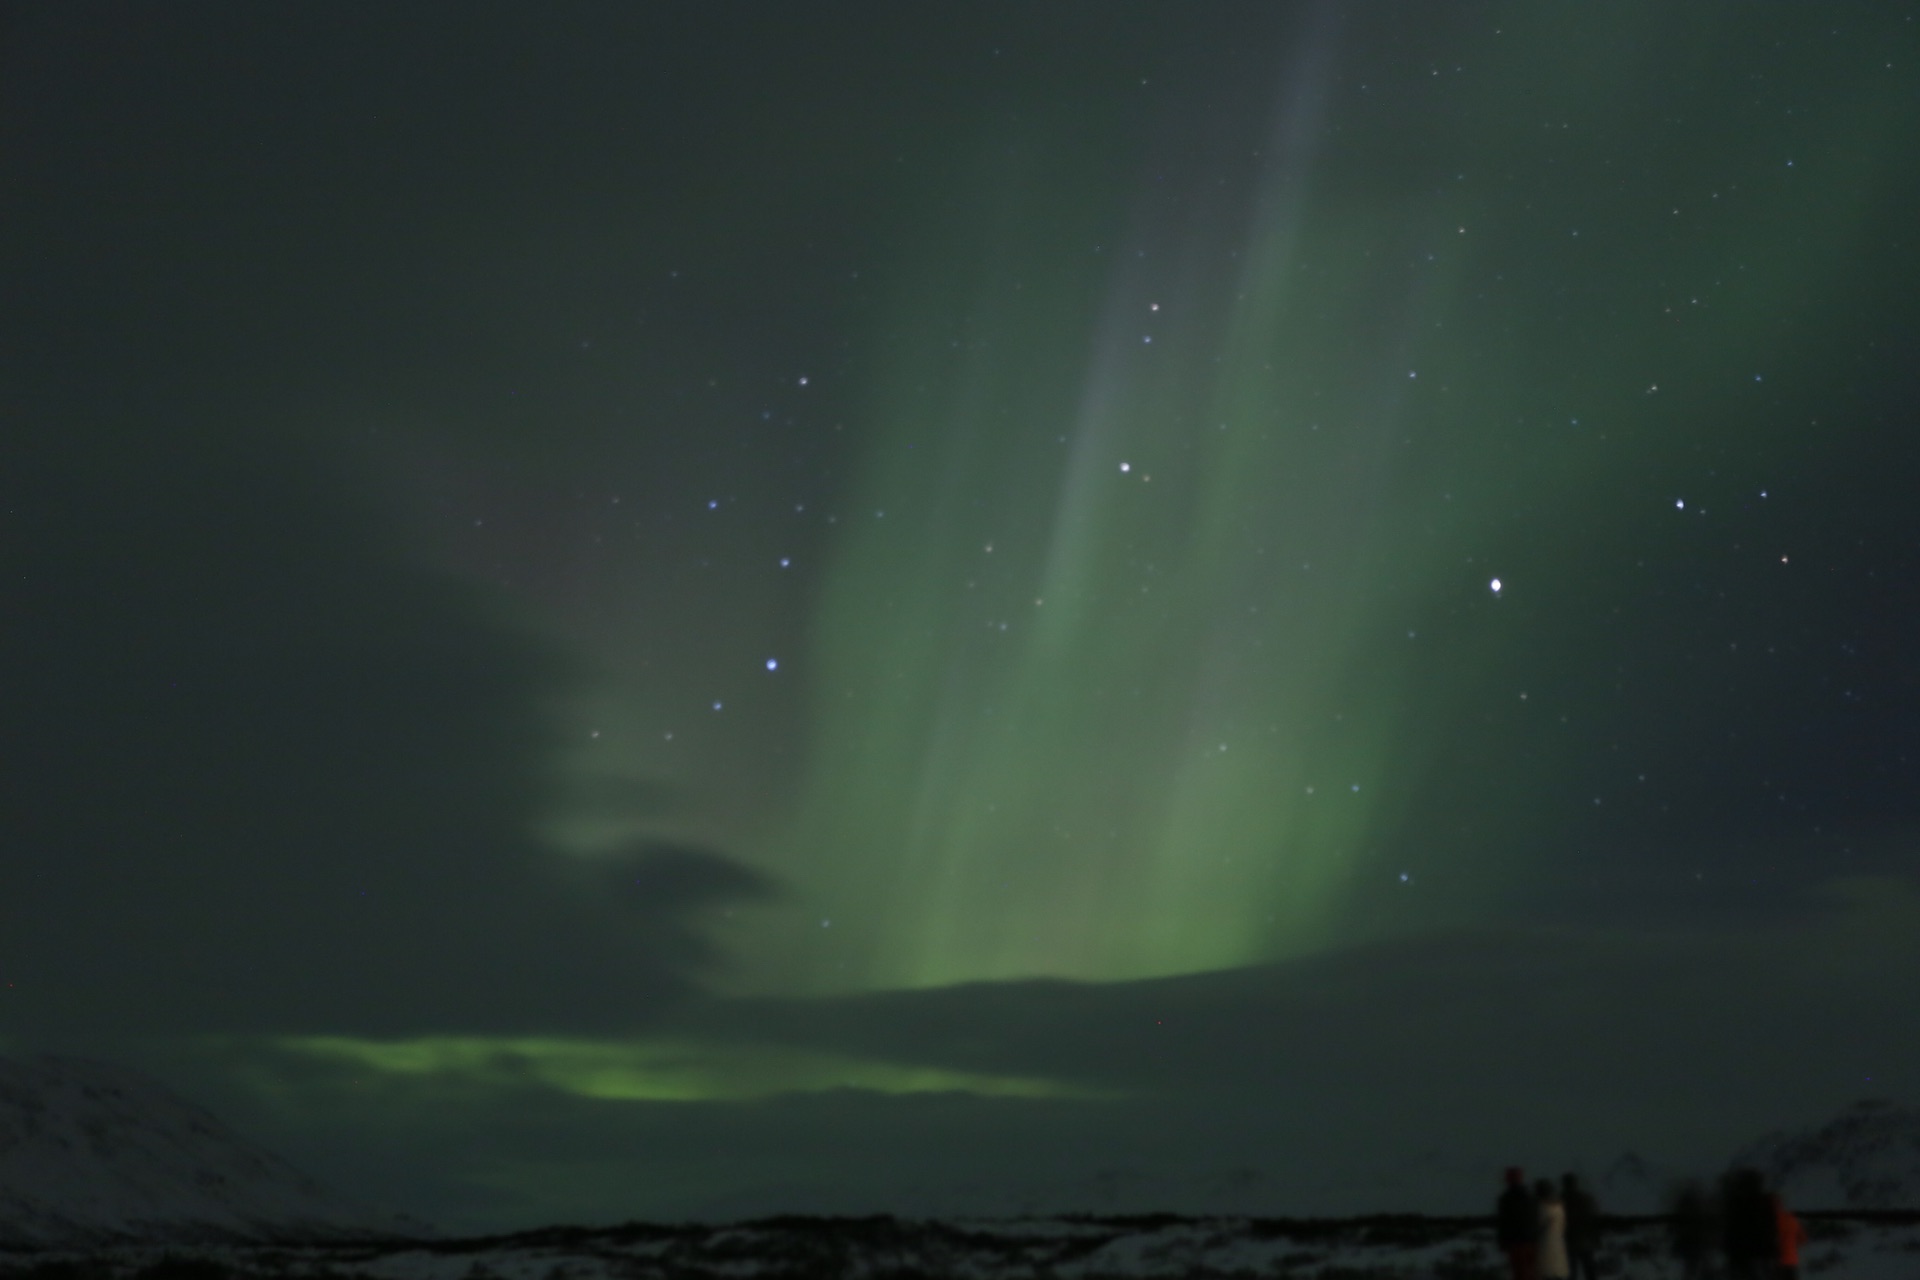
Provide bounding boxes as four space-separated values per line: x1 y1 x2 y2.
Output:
0 425 765 1038
584 841 780 976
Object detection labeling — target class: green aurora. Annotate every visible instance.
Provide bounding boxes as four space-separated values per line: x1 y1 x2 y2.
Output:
275 1035 1094 1103
9 2 1920 1228
722 9 1914 993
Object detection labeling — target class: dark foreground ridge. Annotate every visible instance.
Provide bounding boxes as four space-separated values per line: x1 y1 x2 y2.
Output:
4 1210 1920 1280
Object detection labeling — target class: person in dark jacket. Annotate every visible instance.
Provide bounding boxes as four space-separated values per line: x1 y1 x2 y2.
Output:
1560 1173 1600 1280
1669 1180 1713 1280
1497 1167 1541 1280
1721 1167 1777 1280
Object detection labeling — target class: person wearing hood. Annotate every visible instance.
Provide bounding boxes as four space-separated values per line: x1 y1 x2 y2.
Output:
1497 1167 1541 1280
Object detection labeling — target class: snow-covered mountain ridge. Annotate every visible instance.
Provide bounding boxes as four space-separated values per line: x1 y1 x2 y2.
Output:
1733 1099 1920 1211
0 1056 424 1247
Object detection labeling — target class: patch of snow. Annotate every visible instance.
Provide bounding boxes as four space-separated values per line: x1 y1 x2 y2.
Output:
14 1215 1920 1280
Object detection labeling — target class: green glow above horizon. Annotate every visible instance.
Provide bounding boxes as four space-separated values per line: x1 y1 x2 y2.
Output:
276 1035 1100 1103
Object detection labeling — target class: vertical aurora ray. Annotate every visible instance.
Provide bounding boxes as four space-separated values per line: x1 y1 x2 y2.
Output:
747 33 1408 992
728 6 1917 994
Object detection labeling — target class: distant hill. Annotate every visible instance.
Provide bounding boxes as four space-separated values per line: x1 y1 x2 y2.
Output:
0 1054 428 1246
1732 1099 1920 1209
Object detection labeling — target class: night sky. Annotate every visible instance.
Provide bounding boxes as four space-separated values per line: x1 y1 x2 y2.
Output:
5 2 1920 1230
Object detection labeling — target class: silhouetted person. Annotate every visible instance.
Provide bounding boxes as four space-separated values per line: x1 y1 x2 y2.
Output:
1536 1179 1569 1280
1669 1180 1713 1280
1770 1191 1807 1280
1497 1167 1540 1280
1721 1167 1777 1280
1561 1173 1600 1280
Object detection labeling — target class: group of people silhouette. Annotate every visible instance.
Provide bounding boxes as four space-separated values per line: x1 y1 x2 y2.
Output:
1496 1166 1808 1280
1670 1168 1809 1280
1496 1169 1601 1280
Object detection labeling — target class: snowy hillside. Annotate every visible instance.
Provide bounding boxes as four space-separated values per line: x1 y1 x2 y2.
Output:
0 1055 425 1246
1733 1099 1920 1210
7 1211 1920 1280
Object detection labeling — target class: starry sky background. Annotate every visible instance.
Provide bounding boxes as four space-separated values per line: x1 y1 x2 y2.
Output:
5 1 1920 1230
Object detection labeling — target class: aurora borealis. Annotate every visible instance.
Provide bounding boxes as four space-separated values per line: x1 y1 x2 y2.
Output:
622 2 1920 994
6 1 1920 1230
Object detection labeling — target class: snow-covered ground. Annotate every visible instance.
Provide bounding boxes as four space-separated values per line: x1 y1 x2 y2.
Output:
5 1056 1920 1276
7 1212 1920 1280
